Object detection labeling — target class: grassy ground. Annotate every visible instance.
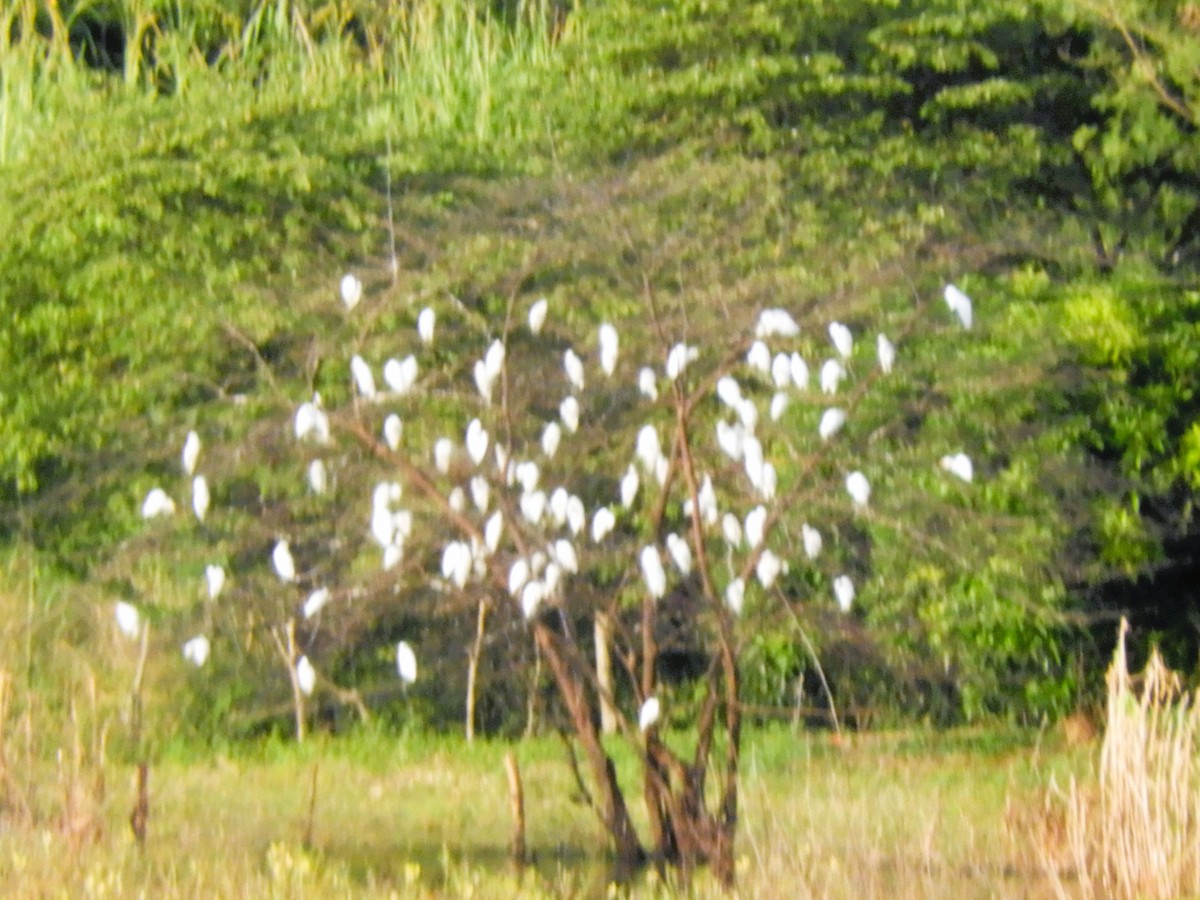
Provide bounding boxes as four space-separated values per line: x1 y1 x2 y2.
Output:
0 725 1090 897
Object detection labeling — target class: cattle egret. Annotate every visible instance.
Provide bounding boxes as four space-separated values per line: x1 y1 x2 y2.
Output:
722 513 743 547
743 436 765 492
716 420 743 461
737 397 759 433
559 397 580 434
205 564 226 601
484 340 505 380
640 545 668 600
182 431 201 476
756 308 800 338
383 545 402 571
307 459 328 495
639 696 661 732
484 511 504 554
666 533 693 576
592 506 616 543
829 322 853 358
599 323 619 377
303 587 331 619
638 368 658 401
553 539 579 575
636 425 662 473
771 353 792 388
802 523 823 560
944 284 973 329
115 601 140 639
665 343 699 381
725 579 745 616
474 360 495 405
654 455 669 487
434 438 454 475
383 414 403 452
417 307 436 344
350 355 377 400
820 359 845 394
520 490 547 525
396 641 418 684
685 474 718 526
745 505 767 548
508 558 531 596
716 376 742 409
747 340 772 374
549 487 570 527
296 656 316 696
470 475 490 512
790 352 809 390
877 333 896 374
294 398 330 444
845 471 871 508
448 486 466 513
819 408 847 441
183 635 210 667
833 575 855 612
141 487 175 519
770 392 789 422
192 475 210 523
940 452 974 483
272 540 297 583
516 460 540 494
564 349 585 392
760 463 778 500
465 419 489 466
566 495 586 536
441 541 471 589
529 298 548 334
757 550 782 589
340 273 362 309
620 464 640 508
544 422 561 458
521 580 546 619
384 356 419 395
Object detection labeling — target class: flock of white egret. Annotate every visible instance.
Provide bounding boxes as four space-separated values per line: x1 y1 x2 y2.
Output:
126 273 979 725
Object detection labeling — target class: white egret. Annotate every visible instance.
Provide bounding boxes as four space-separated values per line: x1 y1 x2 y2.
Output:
383 414 403 451
566 495 586 536
417 307 436 344
756 308 800 338
801 523 823 560
716 420 743 461
820 359 845 395
771 352 792 388
790 352 809 391
560 396 580 434
944 284 973 329
371 503 396 549
716 376 742 409
205 564 226 601
470 475 491 512
303 587 331 619
515 460 540 494
544 422 561 458
484 340 505 381
877 333 896 374
745 505 767 548
638 367 658 401
384 356 419 394
548 487 570 527
640 545 668 600
819 408 847 441
115 601 140 639
448 486 466 513
654 455 669 487
553 538 579 575
592 506 616 543
296 656 316 696
182 430 201 476
737 397 759 433
845 471 870 508
757 549 782 589
441 541 471 589
396 641 418 684
599 323 619 377
183 635 210 667
564 349 585 392
770 392 789 422
141 487 175 519
833 575 855 612
465 419 489 467
350 355 377 400
294 397 330 444
689 474 718 526
743 435 765 491
340 273 362 309
272 540 297 583
484 511 504 554
543 562 562 597
473 359 496 405
192 475 210 523
829 322 853 358
725 579 745 616
383 544 402 571
521 580 546 619
508 558 531 596
434 438 454 475
746 340 772 374
635 425 662 473
520 490 547 525
666 533 692 576
639 696 661 732
620 464 640 508
528 298 548 334
665 343 699 381
307 459 328 495
722 512 743 548
760 462 778 501
940 452 974 483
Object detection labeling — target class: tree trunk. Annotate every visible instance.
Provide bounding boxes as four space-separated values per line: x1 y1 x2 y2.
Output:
594 610 617 735
465 599 489 742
